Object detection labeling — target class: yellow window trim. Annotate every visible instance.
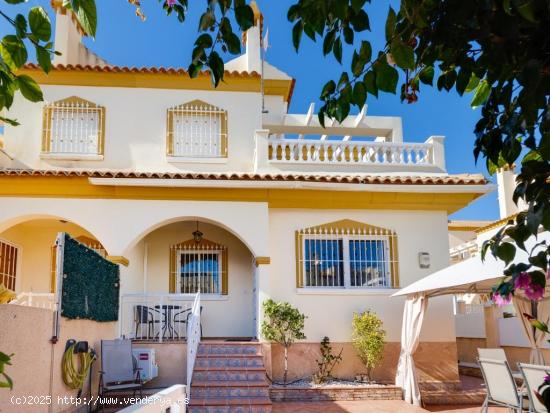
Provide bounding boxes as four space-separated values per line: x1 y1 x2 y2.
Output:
169 238 228 295
42 96 106 155
295 219 400 289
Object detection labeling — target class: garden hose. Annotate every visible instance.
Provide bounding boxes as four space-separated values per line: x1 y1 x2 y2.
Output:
61 343 96 391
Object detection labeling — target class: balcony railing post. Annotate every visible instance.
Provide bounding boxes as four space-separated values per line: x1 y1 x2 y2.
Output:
254 129 271 172
426 135 446 172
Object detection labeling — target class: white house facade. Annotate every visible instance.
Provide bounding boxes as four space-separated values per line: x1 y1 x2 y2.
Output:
0 3 492 388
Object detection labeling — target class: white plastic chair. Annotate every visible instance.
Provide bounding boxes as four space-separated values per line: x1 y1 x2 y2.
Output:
478 357 528 412
518 363 550 413
478 348 507 360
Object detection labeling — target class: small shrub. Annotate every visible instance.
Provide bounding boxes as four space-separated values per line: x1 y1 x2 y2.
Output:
261 299 306 384
0 351 13 389
351 310 386 382
312 336 343 384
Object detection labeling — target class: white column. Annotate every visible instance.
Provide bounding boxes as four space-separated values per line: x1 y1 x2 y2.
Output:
254 129 271 172
496 167 522 219
52 11 83 65
426 135 446 172
255 263 270 340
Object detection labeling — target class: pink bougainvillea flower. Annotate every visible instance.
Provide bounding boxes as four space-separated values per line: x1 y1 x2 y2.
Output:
167 0 177 6
515 272 531 290
525 283 544 301
544 373 550 383
493 292 512 307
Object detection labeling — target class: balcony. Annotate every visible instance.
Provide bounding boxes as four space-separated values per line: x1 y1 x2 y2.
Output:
258 104 446 174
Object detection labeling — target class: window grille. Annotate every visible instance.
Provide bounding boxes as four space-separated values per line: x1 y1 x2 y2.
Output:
170 239 228 295
296 220 399 289
0 239 18 291
166 100 228 158
42 96 105 156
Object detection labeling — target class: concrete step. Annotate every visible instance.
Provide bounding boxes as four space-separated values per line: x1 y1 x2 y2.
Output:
194 356 265 370
191 386 270 399
198 343 262 357
187 404 271 413
193 370 268 382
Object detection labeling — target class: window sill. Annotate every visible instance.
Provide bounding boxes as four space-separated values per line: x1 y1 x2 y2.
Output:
296 288 399 296
41 153 103 161
170 294 229 301
167 156 228 164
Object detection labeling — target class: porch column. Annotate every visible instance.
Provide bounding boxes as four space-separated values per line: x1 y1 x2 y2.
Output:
483 304 500 348
254 257 271 340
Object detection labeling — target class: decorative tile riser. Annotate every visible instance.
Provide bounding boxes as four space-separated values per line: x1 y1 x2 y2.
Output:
198 345 262 356
192 387 270 399
195 357 265 369
188 406 271 413
193 371 266 382
269 386 403 402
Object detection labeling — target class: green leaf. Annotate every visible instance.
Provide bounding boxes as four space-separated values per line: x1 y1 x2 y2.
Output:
390 40 414 70
199 11 216 31
29 7 51 42
223 32 241 55
208 51 224 87
320 80 336 99
418 66 434 85
515 0 537 22
471 79 491 108
333 37 342 63
323 30 336 56
195 33 213 49
350 10 370 32
0 116 20 127
353 82 367 107
292 22 303 52
16 75 43 102
235 5 254 31
335 99 350 122
4 0 27 3
14 14 27 39
351 0 367 12
496 242 516 264
375 62 398 93
70 0 97 37
343 27 354 45
385 7 397 42
465 74 480 92
359 41 372 62
363 71 378 97
0 35 28 69
456 68 471 96
36 46 52 73
188 62 202 78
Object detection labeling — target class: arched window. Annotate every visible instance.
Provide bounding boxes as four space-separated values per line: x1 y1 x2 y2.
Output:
42 96 105 157
169 238 228 295
295 219 399 289
166 100 228 158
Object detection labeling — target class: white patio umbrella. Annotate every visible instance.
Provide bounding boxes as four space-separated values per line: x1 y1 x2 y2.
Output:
392 232 550 405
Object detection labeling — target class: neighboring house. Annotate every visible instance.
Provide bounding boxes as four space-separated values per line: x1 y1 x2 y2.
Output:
0 3 492 387
448 168 544 368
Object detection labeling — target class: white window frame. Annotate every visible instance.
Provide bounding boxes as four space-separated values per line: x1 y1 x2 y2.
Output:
302 235 391 289
177 249 223 295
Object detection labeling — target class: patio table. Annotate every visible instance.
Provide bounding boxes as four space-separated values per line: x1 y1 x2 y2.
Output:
155 304 182 339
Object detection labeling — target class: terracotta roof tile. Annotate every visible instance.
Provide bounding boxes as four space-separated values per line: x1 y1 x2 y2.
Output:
0 168 488 186
23 63 261 78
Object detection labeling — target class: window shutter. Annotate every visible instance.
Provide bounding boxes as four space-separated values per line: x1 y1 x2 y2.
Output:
50 245 57 293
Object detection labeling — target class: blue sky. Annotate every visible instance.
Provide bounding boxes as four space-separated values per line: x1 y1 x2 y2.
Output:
3 0 498 221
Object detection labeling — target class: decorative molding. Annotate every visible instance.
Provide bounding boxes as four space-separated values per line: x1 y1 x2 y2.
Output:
106 255 129 267
254 256 270 266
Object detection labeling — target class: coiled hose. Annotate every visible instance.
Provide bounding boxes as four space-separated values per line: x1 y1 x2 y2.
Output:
61 343 96 390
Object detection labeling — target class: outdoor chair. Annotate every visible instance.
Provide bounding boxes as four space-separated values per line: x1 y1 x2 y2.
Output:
478 357 529 412
172 305 203 339
98 339 143 411
478 347 507 360
518 363 550 413
133 305 159 339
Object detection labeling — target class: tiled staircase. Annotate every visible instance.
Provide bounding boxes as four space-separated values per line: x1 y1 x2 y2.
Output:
188 342 272 413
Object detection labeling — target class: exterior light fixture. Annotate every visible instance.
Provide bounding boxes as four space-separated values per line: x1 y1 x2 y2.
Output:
418 252 430 269
192 221 203 243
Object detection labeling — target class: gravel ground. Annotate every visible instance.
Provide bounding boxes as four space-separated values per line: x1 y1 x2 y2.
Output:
271 378 390 388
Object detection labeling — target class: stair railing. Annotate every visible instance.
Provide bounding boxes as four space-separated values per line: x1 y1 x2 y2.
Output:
186 291 201 390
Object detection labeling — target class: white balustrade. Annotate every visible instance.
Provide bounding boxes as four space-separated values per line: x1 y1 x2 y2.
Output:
9 292 55 310
268 137 434 167
120 293 194 342
186 292 201 390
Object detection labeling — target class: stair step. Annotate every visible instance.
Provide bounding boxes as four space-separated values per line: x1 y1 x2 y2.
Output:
191 387 270 399
193 371 267 382
193 380 269 387
194 356 265 370
198 343 262 357
189 398 272 406
188 405 271 413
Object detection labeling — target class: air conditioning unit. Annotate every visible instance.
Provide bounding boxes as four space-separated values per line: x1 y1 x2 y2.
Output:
132 348 158 383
